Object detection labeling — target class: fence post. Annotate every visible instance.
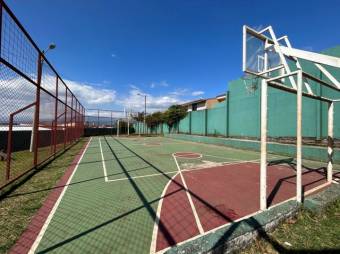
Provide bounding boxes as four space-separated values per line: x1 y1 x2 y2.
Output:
127 113 130 136
117 120 120 137
33 53 42 167
64 90 67 148
204 109 208 136
71 95 74 142
97 109 100 128
5 114 13 180
53 77 58 154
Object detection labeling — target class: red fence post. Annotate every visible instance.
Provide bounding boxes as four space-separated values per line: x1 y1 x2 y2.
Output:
33 53 42 167
71 95 74 143
54 77 58 153
5 115 13 180
64 90 67 148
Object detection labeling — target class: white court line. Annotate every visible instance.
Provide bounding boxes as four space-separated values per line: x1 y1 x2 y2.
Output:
150 173 179 254
124 142 180 146
107 171 178 182
99 138 109 182
172 153 204 234
154 171 331 254
105 154 285 183
28 137 92 254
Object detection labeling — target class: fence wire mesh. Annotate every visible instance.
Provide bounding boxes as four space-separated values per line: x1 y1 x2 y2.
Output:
84 109 137 136
0 1 85 188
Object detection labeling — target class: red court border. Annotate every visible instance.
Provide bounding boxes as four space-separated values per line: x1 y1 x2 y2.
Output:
10 138 91 254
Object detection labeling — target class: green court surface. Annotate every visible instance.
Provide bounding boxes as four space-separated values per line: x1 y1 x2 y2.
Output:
21 136 338 254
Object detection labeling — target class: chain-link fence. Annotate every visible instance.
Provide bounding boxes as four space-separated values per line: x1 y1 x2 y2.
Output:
84 109 137 136
0 1 85 189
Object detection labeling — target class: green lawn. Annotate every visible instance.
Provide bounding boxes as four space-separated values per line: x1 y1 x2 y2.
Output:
0 145 62 185
0 139 87 253
240 198 340 253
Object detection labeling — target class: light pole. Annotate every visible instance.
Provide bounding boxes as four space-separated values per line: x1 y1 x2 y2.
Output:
137 93 147 135
30 43 56 153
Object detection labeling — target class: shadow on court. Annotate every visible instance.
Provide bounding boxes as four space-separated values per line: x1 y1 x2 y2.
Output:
18 136 334 254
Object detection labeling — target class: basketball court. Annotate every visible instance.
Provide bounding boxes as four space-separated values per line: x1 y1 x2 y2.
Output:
11 136 338 254
1 2 340 252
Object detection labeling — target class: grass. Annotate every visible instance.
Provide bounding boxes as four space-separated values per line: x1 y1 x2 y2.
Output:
0 145 58 185
0 138 87 254
240 198 340 253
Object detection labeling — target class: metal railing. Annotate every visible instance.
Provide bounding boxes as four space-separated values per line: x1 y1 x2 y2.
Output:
0 1 84 189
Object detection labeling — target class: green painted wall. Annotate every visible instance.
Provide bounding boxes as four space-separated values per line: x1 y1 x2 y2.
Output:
165 133 340 163
179 114 190 133
228 79 260 138
137 46 340 140
207 106 226 136
191 110 205 135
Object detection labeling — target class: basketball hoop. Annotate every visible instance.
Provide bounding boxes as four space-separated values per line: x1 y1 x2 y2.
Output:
241 73 259 95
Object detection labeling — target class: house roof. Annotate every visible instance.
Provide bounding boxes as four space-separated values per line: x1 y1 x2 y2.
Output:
181 92 226 106
181 98 206 106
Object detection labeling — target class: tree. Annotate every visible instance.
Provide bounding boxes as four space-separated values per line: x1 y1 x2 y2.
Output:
163 105 187 132
145 111 164 134
132 104 187 135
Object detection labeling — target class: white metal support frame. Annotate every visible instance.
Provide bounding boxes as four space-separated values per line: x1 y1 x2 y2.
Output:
283 37 314 95
260 78 268 210
244 25 340 209
267 26 297 90
327 102 334 182
296 71 303 203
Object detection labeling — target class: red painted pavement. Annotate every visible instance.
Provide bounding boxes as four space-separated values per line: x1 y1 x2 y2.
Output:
155 174 200 252
156 162 328 251
10 140 90 254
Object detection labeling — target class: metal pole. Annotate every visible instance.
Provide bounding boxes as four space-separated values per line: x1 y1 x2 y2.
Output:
97 109 100 128
138 121 141 136
6 114 13 180
64 91 67 148
260 79 267 210
144 95 146 135
53 77 58 154
117 120 120 137
296 71 303 203
71 95 74 143
127 112 130 136
111 111 113 135
33 53 42 166
327 102 334 182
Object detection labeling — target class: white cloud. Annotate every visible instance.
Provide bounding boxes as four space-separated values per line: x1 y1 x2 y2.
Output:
150 81 169 89
191 91 204 96
64 79 116 105
118 86 184 113
102 80 111 85
169 88 189 96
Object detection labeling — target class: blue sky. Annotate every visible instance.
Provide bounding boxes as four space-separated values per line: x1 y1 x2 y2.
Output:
6 0 340 112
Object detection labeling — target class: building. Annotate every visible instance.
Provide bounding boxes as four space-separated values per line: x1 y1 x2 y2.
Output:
182 94 226 112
